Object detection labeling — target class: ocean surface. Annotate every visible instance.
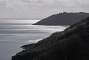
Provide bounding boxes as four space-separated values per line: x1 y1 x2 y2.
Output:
0 20 68 60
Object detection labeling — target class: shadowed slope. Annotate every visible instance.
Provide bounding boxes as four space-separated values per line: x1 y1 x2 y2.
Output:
12 17 89 60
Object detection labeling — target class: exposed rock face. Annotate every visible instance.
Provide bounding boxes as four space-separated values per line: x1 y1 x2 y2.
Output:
12 17 89 60
33 12 89 25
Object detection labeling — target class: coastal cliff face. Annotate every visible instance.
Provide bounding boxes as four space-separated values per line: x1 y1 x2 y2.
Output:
12 17 89 60
33 12 89 25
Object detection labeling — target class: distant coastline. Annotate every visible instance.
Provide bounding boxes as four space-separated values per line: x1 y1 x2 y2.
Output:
33 12 89 25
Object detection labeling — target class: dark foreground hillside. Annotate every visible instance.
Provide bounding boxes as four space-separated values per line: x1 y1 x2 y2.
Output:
34 12 89 25
12 17 89 60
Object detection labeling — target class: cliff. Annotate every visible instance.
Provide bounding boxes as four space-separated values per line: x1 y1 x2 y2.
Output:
33 12 89 25
12 17 89 60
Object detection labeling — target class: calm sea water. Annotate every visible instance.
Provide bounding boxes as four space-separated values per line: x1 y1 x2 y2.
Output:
0 20 68 60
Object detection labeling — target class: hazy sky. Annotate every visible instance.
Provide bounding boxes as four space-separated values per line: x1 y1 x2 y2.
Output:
0 0 89 19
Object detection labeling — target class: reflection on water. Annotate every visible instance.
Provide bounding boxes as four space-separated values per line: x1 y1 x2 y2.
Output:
0 20 68 60
0 25 68 42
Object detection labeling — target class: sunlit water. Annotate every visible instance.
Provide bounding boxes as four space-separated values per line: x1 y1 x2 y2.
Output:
0 20 68 60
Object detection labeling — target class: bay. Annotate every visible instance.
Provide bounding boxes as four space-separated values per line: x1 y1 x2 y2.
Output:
0 20 68 60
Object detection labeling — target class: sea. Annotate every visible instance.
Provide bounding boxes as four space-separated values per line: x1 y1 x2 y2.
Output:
0 20 68 60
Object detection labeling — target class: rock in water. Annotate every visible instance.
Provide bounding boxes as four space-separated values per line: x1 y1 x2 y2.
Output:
12 17 89 60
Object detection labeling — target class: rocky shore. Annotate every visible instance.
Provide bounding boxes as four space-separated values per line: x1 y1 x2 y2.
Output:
12 17 89 60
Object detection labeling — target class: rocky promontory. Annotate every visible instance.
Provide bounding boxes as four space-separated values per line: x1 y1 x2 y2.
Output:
12 17 89 60
33 12 89 25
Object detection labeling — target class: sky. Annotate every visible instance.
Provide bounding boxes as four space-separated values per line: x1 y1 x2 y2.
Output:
0 0 89 19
